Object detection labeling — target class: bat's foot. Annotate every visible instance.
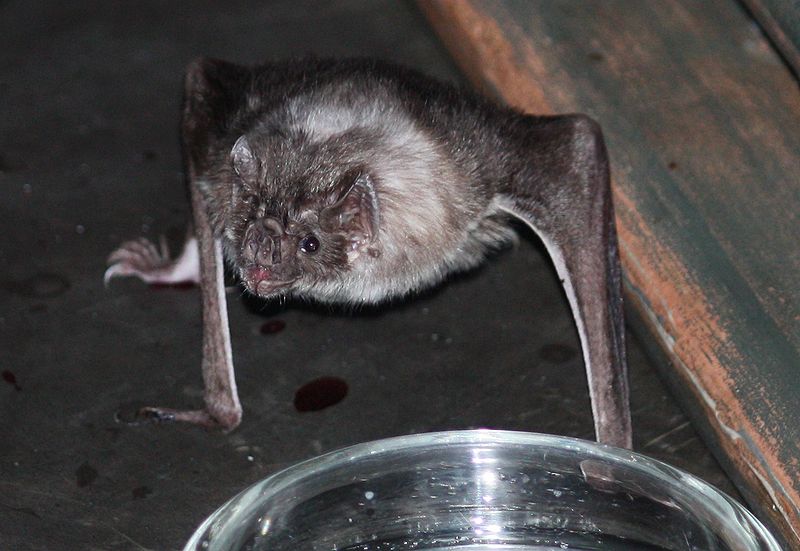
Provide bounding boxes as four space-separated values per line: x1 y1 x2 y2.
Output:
131 405 241 432
104 235 200 286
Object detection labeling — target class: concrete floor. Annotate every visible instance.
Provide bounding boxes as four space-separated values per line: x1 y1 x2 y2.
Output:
0 1 736 549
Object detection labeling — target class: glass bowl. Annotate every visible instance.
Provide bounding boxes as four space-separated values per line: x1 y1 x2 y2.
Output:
183 430 781 550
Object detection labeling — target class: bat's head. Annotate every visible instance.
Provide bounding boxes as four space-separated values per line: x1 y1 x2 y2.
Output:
221 134 381 301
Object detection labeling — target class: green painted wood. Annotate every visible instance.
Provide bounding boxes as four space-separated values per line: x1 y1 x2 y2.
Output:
741 0 800 77
420 0 800 547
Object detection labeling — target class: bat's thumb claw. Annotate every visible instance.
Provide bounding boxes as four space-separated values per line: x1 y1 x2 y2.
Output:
138 407 176 423
103 265 119 288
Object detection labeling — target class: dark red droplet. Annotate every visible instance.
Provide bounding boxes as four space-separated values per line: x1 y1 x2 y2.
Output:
132 485 153 499
149 281 196 290
29 303 48 314
294 377 348 412
2 370 21 391
260 320 286 334
76 462 98 487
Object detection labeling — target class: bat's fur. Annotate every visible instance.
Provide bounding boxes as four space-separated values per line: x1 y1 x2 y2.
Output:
187 57 526 304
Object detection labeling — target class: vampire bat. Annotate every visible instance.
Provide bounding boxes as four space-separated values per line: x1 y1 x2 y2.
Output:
105 57 632 448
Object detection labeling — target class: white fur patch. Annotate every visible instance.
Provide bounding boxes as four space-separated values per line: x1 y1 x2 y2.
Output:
284 90 461 299
169 236 201 283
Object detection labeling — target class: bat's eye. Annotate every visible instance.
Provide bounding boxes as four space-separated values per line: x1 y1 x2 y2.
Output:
299 234 320 255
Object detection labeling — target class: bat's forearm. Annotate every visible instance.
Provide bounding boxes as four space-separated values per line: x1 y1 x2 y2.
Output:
498 115 631 448
190 184 242 430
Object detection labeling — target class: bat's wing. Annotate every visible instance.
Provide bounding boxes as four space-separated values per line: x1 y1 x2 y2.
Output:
129 58 252 430
103 58 247 429
498 114 632 448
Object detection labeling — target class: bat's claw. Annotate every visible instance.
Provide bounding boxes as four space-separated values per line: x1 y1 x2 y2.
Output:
137 406 178 424
104 235 200 287
104 236 171 285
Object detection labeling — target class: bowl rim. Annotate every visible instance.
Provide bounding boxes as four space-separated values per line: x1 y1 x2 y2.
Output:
184 429 783 550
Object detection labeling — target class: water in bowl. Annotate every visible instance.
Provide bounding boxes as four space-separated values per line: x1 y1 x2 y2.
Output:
335 534 669 550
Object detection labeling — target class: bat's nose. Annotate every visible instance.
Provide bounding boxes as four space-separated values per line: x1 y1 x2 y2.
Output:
242 217 283 266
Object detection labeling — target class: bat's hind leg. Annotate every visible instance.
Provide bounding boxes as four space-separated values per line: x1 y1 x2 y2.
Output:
104 232 200 286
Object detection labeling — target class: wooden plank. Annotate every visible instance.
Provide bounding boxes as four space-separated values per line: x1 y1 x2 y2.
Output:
419 0 800 547
741 0 800 78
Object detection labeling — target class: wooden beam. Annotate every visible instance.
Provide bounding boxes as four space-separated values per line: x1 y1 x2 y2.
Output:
419 0 800 547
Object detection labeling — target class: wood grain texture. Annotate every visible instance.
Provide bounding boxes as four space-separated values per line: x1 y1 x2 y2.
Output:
419 0 800 546
741 0 800 78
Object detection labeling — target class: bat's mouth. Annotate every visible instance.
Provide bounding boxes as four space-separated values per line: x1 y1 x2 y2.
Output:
240 265 298 297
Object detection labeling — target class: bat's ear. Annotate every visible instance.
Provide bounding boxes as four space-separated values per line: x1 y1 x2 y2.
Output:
230 135 259 183
320 170 380 254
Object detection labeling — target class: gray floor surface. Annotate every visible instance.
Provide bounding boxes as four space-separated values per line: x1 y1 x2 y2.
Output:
0 1 735 549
